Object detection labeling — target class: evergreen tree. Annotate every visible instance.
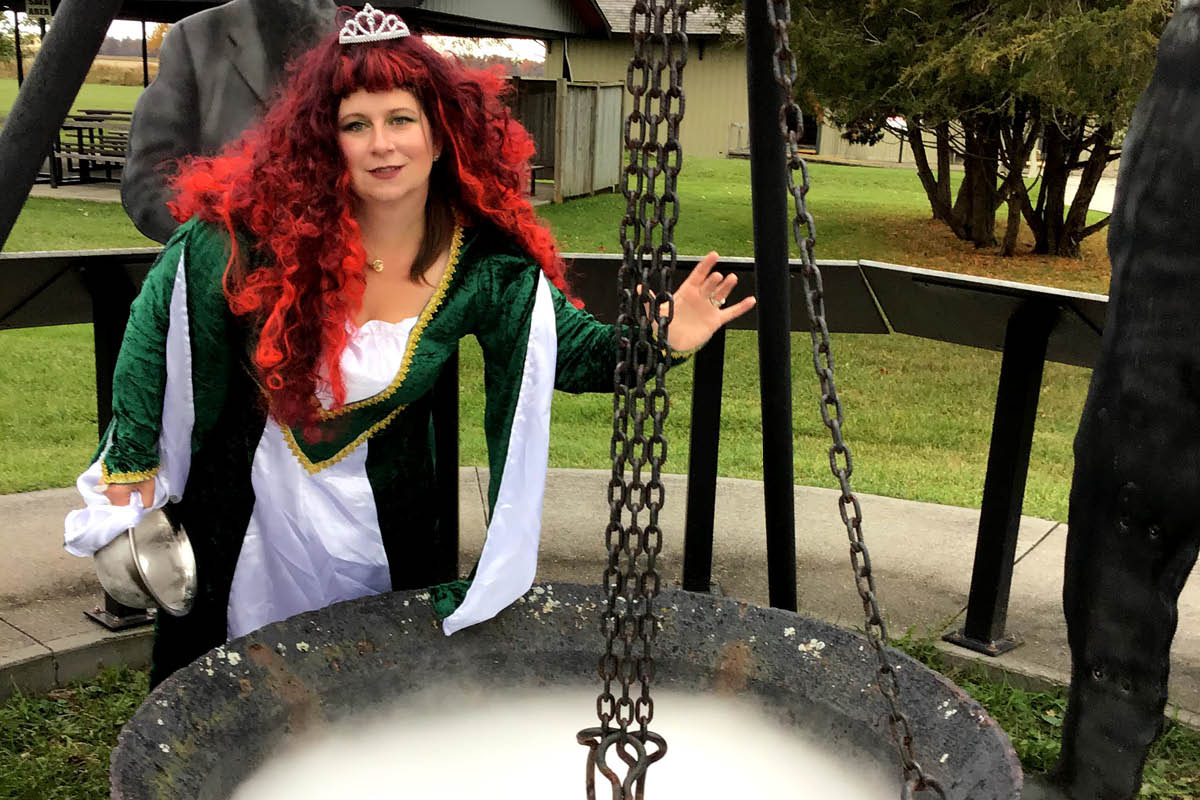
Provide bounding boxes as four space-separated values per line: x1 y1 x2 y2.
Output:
707 0 1170 256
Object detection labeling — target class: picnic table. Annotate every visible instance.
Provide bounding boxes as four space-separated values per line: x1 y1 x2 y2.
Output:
48 109 132 187
529 163 548 196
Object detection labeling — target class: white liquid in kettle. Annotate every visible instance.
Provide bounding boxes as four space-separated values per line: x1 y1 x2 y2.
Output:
231 687 898 799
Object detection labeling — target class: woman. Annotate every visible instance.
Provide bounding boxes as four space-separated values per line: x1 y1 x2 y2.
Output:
65 5 754 685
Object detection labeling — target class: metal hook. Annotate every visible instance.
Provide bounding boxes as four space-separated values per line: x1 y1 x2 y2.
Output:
578 727 668 800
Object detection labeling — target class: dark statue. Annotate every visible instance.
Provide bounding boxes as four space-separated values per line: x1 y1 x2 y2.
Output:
1056 1 1200 796
122 0 337 243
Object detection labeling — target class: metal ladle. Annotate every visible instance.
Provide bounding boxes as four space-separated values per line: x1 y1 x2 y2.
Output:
94 510 197 616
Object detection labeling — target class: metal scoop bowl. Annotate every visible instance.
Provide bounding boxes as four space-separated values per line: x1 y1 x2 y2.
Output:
94 510 197 616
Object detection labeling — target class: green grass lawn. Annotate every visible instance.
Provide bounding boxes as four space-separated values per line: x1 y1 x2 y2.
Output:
0 321 1089 522
0 159 1098 522
3 197 154 251
540 158 960 261
892 635 1200 799
0 668 147 800
0 77 143 117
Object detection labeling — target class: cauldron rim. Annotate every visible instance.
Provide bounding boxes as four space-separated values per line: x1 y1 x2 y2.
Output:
111 583 1023 800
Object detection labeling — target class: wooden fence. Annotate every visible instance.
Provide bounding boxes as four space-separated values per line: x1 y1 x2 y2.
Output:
511 77 623 203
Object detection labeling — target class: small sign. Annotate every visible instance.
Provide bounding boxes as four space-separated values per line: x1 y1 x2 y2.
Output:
25 1 52 20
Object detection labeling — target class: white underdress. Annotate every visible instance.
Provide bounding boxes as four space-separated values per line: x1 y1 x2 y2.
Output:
226 317 420 638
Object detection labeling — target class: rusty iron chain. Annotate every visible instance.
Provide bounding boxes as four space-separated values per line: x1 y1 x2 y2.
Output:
578 1 688 798
765 2 946 797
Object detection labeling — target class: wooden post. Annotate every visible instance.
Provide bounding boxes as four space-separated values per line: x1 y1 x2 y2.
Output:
554 77 566 204
588 84 598 194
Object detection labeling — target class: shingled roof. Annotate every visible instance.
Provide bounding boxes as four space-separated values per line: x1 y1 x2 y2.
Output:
593 1 738 36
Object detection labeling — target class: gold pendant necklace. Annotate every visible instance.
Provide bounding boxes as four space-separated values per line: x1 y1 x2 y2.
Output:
369 258 384 273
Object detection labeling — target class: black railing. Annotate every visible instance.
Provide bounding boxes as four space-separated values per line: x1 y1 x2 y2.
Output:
0 247 1108 651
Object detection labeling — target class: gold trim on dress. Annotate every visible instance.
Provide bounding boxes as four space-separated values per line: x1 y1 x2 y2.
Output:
318 223 465 420
280 404 407 474
280 223 466 473
667 342 702 359
101 463 160 485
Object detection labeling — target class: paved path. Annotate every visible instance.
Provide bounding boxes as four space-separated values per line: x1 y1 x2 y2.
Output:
1064 174 1117 214
23 181 565 207
27 183 123 204
25 169 1117 214
2 468 1196 730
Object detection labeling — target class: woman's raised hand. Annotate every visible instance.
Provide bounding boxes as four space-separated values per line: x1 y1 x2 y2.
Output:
665 251 756 353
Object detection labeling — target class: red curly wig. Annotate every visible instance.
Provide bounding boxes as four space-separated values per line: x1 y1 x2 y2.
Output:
168 12 573 428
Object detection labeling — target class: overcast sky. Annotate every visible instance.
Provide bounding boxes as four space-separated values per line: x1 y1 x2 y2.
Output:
105 18 546 61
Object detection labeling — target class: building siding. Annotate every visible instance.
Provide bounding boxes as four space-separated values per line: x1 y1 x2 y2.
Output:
421 0 589 34
548 37 749 160
594 0 733 34
547 36 950 168
817 122 914 164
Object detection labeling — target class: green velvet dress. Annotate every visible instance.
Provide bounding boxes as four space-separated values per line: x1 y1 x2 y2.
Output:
67 215 637 685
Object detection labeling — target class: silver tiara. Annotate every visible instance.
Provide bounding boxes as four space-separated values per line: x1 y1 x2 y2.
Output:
339 4 411 44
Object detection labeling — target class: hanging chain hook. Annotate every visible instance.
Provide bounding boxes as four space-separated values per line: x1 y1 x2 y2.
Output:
580 2 688 799
764 1 946 796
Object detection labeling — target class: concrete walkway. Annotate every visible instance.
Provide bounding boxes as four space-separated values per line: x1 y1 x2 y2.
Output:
1064 174 1117 214
26 170 1116 214
27 182 124 204
2 468 1197 730
23 180 568 207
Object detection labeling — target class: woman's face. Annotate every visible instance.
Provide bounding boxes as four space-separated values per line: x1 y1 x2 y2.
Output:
337 88 440 210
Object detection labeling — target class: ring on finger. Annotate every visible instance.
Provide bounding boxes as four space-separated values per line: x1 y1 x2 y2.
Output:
708 294 726 308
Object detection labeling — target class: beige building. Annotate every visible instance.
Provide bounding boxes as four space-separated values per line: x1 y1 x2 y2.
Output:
816 123 933 166
548 1 929 166
544 1 750 160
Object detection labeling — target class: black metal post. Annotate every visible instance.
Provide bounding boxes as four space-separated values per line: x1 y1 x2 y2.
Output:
12 9 23 86
744 2 796 612
85 589 155 631
945 301 1057 655
81 263 137 445
80 262 155 630
432 350 460 583
46 136 61 187
141 19 149 88
0 0 123 250
38 13 52 189
682 327 725 593
78 126 91 183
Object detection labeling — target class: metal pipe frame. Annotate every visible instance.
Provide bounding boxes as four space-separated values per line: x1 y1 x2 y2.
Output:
743 2 798 612
682 327 725 593
945 300 1057 655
